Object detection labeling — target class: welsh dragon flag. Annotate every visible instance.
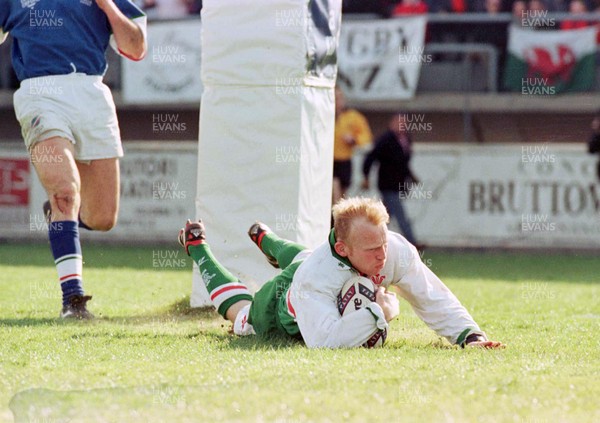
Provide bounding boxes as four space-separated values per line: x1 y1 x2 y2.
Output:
504 25 597 93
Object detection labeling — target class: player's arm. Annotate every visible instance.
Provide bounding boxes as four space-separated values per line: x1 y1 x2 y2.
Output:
96 0 147 61
294 290 389 348
392 245 503 348
361 147 375 190
361 135 386 190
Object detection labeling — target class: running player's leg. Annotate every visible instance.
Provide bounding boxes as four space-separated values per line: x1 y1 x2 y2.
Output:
332 177 343 207
248 222 307 269
70 76 122 231
332 159 351 205
77 158 120 231
381 190 417 245
32 137 80 222
178 220 252 323
31 136 91 318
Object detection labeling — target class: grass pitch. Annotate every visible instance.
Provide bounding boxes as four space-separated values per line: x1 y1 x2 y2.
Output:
0 243 598 422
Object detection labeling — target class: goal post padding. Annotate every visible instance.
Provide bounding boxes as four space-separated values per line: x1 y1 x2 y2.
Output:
191 0 341 306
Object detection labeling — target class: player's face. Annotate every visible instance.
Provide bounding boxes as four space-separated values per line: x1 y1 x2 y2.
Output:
343 220 388 277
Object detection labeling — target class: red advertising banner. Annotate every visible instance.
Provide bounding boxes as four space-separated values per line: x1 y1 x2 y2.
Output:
0 158 30 206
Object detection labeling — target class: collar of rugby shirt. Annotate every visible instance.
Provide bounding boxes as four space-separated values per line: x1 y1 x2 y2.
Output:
328 229 357 272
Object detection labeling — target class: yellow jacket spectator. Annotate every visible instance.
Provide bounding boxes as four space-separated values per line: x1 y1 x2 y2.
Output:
334 109 374 161
333 87 373 204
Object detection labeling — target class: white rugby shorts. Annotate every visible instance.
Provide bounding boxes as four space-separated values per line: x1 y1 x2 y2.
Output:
13 73 123 161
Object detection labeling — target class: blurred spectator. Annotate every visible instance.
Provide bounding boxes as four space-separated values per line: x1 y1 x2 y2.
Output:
485 0 503 12
392 0 429 15
526 0 556 29
561 0 590 29
545 0 568 11
333 87 373 206
143 0 193 19
427 0 468 13
188 0 202 14
588 113 600 181
512 0 527 23
362 113 421 248
528 0 546 11
343 0 396 17
559 0 600 44
470 0 504 13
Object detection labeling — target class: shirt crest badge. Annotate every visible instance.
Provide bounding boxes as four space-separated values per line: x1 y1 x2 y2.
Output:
371 274 386 286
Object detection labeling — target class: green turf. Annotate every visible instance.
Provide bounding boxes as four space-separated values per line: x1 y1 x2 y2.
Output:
0 243 598 422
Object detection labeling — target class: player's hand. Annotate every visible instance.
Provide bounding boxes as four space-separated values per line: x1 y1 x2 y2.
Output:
466 340 505 349
375 287 399 322
361 179 370 190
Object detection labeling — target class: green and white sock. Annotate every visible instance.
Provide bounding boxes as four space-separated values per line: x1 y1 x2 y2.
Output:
189 243 252 318
259 233 306 270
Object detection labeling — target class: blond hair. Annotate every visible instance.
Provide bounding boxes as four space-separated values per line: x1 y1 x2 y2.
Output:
332 197 389 242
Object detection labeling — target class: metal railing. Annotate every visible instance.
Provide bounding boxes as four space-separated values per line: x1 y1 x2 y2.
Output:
423 43 499 92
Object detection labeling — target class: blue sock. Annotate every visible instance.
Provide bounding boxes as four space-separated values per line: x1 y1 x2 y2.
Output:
48 221 85 306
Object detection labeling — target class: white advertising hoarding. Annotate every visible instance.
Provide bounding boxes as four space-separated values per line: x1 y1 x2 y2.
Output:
1 143 597 248
0 143 197 242
122 20 203 104
392 144 600 248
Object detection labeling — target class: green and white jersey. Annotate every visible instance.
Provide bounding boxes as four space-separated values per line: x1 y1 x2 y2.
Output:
290 229 484 348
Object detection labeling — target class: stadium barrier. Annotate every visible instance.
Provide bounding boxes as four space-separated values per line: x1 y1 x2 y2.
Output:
0 142 196 244
351 144 600 250
2 142 597 249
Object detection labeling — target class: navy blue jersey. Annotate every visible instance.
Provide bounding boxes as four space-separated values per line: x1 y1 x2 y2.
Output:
0 0 146 81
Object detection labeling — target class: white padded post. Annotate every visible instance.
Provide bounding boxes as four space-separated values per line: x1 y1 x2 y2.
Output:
191 0 342 306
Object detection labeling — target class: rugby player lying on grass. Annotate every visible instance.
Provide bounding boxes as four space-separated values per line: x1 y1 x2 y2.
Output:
178 197 504 349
